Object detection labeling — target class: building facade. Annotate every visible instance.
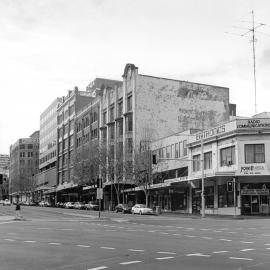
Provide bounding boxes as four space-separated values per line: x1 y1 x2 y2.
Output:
9 131 39 202
150 117 270 216
0 154 10 200
36 98 62 203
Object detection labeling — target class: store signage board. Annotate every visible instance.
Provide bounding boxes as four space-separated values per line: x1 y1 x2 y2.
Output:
236 118 270 129
241 189 269 196
238 164 269 175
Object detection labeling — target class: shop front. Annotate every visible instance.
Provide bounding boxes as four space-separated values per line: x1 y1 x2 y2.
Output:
241 188 269 215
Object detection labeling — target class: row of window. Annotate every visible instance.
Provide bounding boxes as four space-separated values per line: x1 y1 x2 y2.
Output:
19 144 34 150
39 150 57 165
76 112 98 133
157 140 188 159
76 128 98 147
57 104 75 124
58 151 73 168
20 151 34 158
192 144 265 172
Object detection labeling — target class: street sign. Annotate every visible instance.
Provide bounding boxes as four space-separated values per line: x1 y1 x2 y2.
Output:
97 188 103 199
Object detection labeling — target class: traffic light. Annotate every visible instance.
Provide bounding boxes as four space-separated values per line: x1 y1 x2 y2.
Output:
227 181 233 192
152 154 157 164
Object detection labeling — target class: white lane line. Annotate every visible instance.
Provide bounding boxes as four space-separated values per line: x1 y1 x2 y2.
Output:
148 230 156 232
38 228 49 230
186 253 211 257
213 251 228 254
265 244 270 245
4 239 16 241
105 229 116 232
156 257 174 260
119 261 142 265
77 245 90 248
159 232 169 234
185 228 194 230
262 234 270 237
87 267 108 270
248 228 256 230
100 246 115 250
241 241 254 244
0 221 18 225
58 228 72 231
177 227 183 229
48 242 61 245
200 228 210 231
266 248 270 250
219 239 232 242
229 257 253 261
228 232 236 234
24 240 36 243
214 230 222 233
184 235 196 238
240 249 255 252
201 237 212 240
173 234 181 236
128 249 144 252
157 251 176 255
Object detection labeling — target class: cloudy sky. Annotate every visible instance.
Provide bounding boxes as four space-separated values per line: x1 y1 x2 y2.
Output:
0 0 270 154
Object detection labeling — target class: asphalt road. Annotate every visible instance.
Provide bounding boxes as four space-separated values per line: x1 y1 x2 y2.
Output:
1 206 270 270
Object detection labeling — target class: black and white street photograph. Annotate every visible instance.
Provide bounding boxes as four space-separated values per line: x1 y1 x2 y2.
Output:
1 0 270 269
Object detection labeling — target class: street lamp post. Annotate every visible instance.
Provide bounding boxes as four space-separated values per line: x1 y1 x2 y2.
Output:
201 137 205 218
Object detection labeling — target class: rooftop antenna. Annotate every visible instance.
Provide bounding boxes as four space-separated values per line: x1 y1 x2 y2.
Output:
225 10 267 115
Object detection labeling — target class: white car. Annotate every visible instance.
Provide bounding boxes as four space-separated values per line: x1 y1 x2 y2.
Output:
65 202 74 209
3 199 11 206
131 204 153 215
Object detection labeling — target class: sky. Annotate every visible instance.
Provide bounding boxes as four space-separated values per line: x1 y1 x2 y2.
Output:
0 0 270 154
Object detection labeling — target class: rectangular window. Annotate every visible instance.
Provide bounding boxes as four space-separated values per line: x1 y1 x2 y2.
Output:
171 144 175 159
70 119 74 132
175 143 179 158
127 95 132 111
166 146 170 158
20 152 25 158
245 144 265 163
127 138 133 154
20 144 25 149
179 141 183 157
27 144 33 149
159 148 163 159
64 124 68 135
193 154 201 172
103 110 107 125
109 106 114 122
204 152 212 170
69 135 73 147
109 125 115 140
118 100 123 116
183 140 187 156
125 114 133 132
117 120 123 136
220 146 235 166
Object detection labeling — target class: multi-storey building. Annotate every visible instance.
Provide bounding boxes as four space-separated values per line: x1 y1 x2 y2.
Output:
149 116 270 216
36 98 62 203
9 131 39 202
56 87 93 201
60 63 235 209
0 154 10 200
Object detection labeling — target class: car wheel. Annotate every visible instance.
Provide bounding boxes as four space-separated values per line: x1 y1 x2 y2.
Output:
139 211 142 215
132 210 135 215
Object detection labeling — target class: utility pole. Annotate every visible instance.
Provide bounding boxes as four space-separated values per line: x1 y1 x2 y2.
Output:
201 137 205 218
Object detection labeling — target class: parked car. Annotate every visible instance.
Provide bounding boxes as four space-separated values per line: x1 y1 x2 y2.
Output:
39 201 46 207
131 204 153 215
65 202 74 209
85 201 99 211
0 200 4 205
3 199 11 206
115 204 132 213
56 202 64 208
73 202 85 210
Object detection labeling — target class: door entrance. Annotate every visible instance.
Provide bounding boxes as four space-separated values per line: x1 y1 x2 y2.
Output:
251 195 259 213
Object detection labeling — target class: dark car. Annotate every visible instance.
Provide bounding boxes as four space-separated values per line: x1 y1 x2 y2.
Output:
115 204 132 213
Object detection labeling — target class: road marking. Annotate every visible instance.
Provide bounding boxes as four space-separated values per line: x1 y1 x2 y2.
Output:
185 228 194 230
173 234 181 236
0 221 17 225
184 235 196 238
48 242 61 245
156 257 174 260
200 228 210 231
77 245 90 247
228 232 236 234
266 248 270 250
229 257 253 261
160 232 169 234
24 240 36 243
157 251 176 255
186 253 211 257
87 267 108 270
214 230 222 233
128 249 144 252
120 261 142 265
219 239 232 242
4 239 16 241
59 228 73 231
201 237 212 240
100 246 115 250
148 230 156 232
105 229 116 232
38 228 49 230
265 244 270 245
248 228 256 230
177 227 183 229
262 234 270 237
213 251 228 254
240 249 255 252
241 241 254 244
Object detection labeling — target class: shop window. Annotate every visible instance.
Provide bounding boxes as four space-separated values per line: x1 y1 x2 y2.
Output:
220 146 235 166
204 152 212 169
192 154 200 172
245 144 265 163
205 186 214 208
218 184 234 207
